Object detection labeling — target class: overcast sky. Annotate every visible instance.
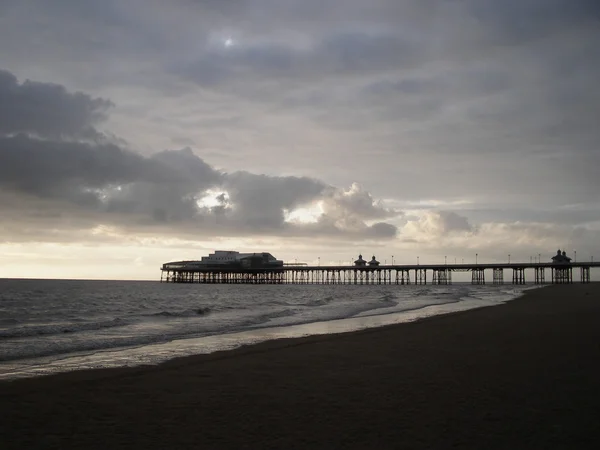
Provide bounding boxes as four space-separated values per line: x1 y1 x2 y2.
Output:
1 0 599 279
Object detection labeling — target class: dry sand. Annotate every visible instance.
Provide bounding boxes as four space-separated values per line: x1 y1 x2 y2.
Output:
1 284 600 449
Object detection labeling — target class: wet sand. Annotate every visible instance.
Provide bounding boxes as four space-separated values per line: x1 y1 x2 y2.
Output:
1 284 599 449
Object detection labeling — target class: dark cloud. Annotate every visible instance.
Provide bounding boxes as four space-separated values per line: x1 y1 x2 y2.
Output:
222 171 326 229
435 211 473 234
151 147 222 188
0 69 112 139
366 222 397 239
0 135 170 198
467 0 600 44
281 216 398 240
0 131 396 238
0 68 398 240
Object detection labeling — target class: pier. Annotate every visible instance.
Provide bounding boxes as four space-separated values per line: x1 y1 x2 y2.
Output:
160 261 598 285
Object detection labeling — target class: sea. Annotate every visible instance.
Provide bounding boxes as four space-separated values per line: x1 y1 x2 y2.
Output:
0 279 535 380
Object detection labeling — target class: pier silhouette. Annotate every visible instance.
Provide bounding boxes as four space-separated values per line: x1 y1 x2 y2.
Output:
161 250 597 285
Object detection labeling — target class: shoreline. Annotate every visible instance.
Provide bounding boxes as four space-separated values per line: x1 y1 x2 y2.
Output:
2 284 599 448
0 284 532 381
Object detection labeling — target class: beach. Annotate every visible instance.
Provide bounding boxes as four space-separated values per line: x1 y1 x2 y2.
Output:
1 284 599 449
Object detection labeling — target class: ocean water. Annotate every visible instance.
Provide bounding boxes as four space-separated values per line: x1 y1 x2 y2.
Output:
0 279 534 380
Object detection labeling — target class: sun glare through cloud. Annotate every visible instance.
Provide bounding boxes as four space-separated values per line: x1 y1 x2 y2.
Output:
196 189 231 210
283 202 324 224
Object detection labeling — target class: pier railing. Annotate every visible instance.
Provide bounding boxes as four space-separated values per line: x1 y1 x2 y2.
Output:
160 262 598 285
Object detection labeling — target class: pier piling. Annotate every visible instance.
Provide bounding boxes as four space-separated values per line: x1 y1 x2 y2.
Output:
512 268 526 285
493 268 504 285
161 262 597 285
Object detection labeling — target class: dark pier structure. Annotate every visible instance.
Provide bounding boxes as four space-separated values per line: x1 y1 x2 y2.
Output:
161 250 597 285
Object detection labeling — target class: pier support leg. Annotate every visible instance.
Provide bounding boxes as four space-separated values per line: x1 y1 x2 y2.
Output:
512 268 526 285
471 268 485 285
580 266 590 284
432 269 451 285
552 267 573 284
395 270 410 284
534 267 545 284
492 268 503 285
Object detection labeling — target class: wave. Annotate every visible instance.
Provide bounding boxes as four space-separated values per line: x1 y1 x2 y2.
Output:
247 293 401 329
146 307 211 318
356 298 463 319
0 317 129 340
305 295 335 307
0 330 184 363
252 308 297 323
0 318 20 326
378 292 398 303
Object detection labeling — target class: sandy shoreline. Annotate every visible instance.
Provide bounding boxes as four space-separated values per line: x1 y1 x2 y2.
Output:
1 284 599 449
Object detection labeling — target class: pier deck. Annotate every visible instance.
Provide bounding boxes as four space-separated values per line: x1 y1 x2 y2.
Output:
160 262 598 285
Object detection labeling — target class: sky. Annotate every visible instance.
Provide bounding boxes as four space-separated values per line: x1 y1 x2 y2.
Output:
1 0 599 280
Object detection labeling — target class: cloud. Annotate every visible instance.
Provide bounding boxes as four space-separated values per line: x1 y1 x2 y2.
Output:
322 182 398 220
151 147 223 188
0 135 172 200
0 69 112 139
222 171 326 229
365 222 397 239
178 28 423 91
402 211 474 242
465 0 600 44
0 68 399 242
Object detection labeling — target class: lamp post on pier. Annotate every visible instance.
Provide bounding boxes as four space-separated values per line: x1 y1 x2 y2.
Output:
417 256 420 265
574 250 577 263
508 254 511 264
445 255 447 265
392 255 394 265
476 253 478 265
318 257 320 266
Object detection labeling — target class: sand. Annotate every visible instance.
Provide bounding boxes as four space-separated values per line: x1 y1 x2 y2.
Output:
1 284 600 449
